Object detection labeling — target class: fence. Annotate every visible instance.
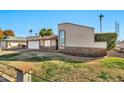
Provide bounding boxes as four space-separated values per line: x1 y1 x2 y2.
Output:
0 62 52 82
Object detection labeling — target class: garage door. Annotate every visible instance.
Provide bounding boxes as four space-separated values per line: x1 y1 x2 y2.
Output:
28 41 39 49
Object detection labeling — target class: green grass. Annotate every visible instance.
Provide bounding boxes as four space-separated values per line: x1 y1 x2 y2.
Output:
0 53 20 60
100 57 124 69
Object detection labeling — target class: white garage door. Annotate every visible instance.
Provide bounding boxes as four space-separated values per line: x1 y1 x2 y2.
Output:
28 41 39 49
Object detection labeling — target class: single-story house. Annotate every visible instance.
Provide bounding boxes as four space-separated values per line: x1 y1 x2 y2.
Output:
58 23 107 57
115 41 124 52
26 23 107 57
0 36 26 49
26 35 58 50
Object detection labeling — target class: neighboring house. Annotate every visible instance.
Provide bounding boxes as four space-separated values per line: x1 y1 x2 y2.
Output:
58 23 107 57
115 41 124 51
26 35 58 50
0 36 26 49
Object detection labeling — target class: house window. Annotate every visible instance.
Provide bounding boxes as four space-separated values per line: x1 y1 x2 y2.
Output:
59 30 65 48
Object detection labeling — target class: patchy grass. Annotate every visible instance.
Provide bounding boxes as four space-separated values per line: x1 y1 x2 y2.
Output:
0 53 81 63
100 57 124 69
0 53 20 60
0 52 124 82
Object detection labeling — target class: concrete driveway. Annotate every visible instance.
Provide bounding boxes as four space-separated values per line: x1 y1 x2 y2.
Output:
0 50 18 56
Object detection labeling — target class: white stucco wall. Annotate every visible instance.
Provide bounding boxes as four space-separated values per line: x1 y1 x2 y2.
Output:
40 39 56 47
0 41 7 48
58 23 107 49
116 42 124 48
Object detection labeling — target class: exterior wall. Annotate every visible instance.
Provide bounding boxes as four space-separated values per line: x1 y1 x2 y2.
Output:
115 42 124 52
58 23 95 48
58 23 107 49
0 41 7 49
91 42 107 48
116 42 124 48
1 41 26 49
59 47 107 57
51 40 56 46
40 39 57 50
40 40 45 46
58 23 107 57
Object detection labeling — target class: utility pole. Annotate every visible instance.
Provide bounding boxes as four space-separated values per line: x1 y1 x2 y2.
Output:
117 23 120 40
115 21 120 41
99 14 104 33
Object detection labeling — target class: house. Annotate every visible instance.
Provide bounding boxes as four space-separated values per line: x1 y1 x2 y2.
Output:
58 23 107 57
26 35 58 50
115 40 124 52
0 36 26 49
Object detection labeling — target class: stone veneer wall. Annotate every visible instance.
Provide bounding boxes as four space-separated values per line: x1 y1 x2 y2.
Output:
59 47 107 57
40 46 57 51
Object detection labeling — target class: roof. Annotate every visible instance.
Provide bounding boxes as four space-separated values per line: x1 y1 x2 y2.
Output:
40 35 58 40
58 22 94 29
26 36 40 40
26 35 58 41
2 36 26 41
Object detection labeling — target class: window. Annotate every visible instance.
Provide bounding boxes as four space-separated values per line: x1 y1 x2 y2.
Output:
59 30 65 48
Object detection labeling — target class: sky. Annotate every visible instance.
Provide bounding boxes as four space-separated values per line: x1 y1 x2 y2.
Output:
0 10 123 40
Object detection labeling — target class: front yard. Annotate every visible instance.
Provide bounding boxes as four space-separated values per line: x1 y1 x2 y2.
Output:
0 50 124 82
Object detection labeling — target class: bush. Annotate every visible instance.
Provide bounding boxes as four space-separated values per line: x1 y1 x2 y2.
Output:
98 71 110 81
95 33 118 50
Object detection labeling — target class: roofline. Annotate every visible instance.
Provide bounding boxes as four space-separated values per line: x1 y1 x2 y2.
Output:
58 22 94 29
1 40 26 42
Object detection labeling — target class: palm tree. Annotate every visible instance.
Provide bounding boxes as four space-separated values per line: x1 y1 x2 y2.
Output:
99 14 104 33
29 29 32 36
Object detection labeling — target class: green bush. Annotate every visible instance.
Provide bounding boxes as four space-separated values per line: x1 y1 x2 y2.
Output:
98 71 110 81
95 33 118 50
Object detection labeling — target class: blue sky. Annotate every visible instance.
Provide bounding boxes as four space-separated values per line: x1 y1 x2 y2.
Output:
0 10 123 40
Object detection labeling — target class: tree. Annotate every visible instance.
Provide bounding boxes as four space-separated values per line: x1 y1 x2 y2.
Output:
39 28 53 37
39 28 46 37
47 28 53 36
0 29 15 40
0 30 4 40
4 30 15 36
29 29 33 36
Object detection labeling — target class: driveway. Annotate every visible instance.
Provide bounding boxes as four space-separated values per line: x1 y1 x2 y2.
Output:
0 50 18 56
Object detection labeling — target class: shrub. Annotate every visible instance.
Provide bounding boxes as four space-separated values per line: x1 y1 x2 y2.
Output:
98 71 110 81
95 33 118 50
